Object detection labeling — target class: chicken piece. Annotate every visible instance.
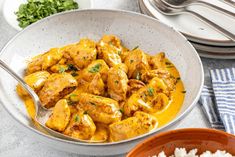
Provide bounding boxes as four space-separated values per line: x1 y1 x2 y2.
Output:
127 79 146 97
114 63 128 74
46 99 71 132
38 73 77 108
81 59 109 82
109 111 158 142
88 73 105 96
141 69 177 91
124 77 170 116
97 46 122 67
62 39 97 69
124 49 149 79
151 93 169 110
148 52 166 69
27 48 63 74
119 47 130 62
90 123 109 142
64 112 96 140
98 35 122 49
107 66 128 102
77 93 122 124
97 35 122 67
16 71 50 96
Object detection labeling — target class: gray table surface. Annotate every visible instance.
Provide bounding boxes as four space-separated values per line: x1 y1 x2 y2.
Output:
0 0 234 157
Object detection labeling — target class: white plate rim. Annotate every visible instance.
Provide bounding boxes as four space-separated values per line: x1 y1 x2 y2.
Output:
138 0 235 47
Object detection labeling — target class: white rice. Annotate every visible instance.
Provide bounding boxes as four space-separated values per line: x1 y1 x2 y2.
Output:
152 148 234 157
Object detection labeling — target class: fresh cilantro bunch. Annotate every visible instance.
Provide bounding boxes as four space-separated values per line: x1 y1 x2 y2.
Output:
15 0 79 28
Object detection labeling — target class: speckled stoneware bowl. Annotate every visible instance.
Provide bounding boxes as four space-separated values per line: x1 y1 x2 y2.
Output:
127 128 235 157
0 9 204 156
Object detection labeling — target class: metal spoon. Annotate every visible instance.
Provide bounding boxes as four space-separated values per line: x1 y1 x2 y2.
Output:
150 0 235 41
160 0 235 18
0 59 104 143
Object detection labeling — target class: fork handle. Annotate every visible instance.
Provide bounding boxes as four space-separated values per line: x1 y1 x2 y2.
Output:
197 0 235 18
0 59 40 113
186 9 235 41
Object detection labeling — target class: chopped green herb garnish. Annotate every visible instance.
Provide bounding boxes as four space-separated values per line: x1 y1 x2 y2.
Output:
136 72 141 80
84 111 88 114
165 61 172 65
88 64 101 73
119 109 124 114
58 66 67 73
70 94 77 97
115 80 119 84
83 56 86 60
67 64 78 71
71 72 78 77
181 90 186 94
147 87 154 96
90 102 96 106
118 50 121 55
177 77 181 81
132 46 139 51
166 65 174 68
109 41 114 46
15 0 79 28
130 59 134 63
74 115 80 122
67 99 76 105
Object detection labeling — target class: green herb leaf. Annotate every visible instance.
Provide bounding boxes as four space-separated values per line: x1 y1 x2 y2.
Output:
71 72 78 77
114 80 119 84
130 59 134 63
15 0 79 28
67 64 78 71
70 93 77 97
90 102 96 106
119 109 124 114
136 72 141 80
166 65 174 68
67 99 76 105
165 61 172 65
147 87 154 96
118 50 121 55
74 115 80 122
84 111 88 114
88 64 101 73
132 46 139 51
58 66 67 73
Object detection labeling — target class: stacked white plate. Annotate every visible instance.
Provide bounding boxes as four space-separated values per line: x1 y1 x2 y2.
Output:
138 0 235 59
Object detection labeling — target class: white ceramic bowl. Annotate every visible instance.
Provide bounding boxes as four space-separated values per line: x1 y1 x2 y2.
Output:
0 9 204 156
2 0 93 31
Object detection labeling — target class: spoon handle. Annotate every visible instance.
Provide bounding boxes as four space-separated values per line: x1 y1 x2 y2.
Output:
0 59 39 113
186 9 235 41
197 0 235 18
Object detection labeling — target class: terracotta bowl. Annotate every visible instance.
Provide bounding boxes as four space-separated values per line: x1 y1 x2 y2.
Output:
127 128 235 157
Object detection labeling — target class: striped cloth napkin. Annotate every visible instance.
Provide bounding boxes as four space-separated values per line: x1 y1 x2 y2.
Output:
199 68 235 134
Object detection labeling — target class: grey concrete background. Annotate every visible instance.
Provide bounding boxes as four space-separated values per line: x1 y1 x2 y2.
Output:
0 0 234 156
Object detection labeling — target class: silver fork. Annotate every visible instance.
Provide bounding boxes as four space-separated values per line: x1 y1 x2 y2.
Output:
161 0 235 18
0 59 105 143
150 0 235 41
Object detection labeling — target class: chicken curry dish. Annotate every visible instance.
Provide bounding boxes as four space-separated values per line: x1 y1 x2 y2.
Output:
16 35 185 142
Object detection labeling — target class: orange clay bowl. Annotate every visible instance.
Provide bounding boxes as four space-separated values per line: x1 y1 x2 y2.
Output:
127 128 235 157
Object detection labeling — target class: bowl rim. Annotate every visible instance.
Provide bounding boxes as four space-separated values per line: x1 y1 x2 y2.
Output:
126 128 235 156
0 9 204 146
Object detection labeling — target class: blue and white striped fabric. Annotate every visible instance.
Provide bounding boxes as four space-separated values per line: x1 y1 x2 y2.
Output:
199 68 235 134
